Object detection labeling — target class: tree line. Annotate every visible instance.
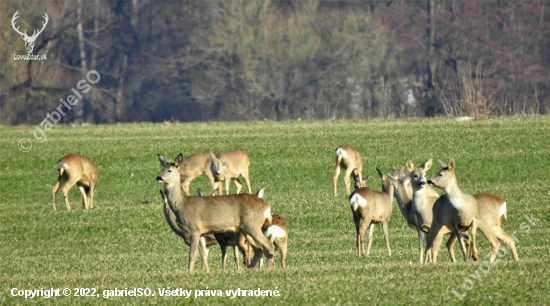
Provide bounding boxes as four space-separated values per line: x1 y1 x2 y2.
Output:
1 0 549 125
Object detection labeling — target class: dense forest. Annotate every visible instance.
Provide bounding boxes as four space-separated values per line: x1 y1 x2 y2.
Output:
1 0 549 124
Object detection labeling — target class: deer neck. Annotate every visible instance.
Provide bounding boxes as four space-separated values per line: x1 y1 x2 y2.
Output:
394 187 411 217
164 182 184 210
442 177 468 208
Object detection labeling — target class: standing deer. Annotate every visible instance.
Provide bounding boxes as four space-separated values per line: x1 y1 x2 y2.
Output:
197 188 249 270
333 144 365 197
209 150 251 195
178 151 216 195
388 164 468 263
348 169 394 257
157 154 274 272
425 158 480 263
446 193 519 262
159 189 218 270
52 154 98 211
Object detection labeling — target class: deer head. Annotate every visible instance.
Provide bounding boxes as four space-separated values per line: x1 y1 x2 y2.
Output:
12 11 49 54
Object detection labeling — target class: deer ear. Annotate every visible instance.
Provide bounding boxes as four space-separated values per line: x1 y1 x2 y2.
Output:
438 160 447 169
364 174 371 184
158 154 167 167
376 168 385 180
255 187 265 199
405 160 414 172
174 154 183 167
209 151 216 161
211 189 219 196
422 158 433 171
197 188 204 196
448 158 456 170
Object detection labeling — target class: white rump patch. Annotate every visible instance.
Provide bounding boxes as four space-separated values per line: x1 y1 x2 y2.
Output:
499 202 507 217
57 161 68 170
263 225 287 243
349 193 367 212
335 147 348 160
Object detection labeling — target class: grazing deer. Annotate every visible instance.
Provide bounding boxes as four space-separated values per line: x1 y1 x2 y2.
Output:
348 169 394 257
425 158 479 263
333 144 365 197
157 154 274 272
177 151 216 195
197 188 249 270
159 189 218 270
52 154 98 211
246 214 289 269
446 193 519 262
209 150 251 195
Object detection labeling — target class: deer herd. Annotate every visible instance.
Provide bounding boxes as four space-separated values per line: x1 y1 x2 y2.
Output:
50 143 518 273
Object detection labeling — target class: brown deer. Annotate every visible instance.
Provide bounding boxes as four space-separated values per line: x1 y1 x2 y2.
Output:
157 154 273 272
446 193 519 262
246 214 289 269
159 189 218 270
389 163 476 263
196 188 249 270
52 154 98 211
209 150 251 195
333 144 365 197
178 151 216 195
348 169 394 257
425 158 479 263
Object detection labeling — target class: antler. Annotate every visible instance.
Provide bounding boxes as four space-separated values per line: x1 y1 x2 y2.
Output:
30 13 49 39
11 11 28 37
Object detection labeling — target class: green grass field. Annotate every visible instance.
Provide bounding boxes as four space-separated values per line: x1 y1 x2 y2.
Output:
1 117 549 305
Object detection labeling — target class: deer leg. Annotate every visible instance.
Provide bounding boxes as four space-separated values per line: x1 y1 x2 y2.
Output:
52 176 66 211
233 177 243 194
470 218 479 261
382 221 392 256
242 170 251 194
188 234 202 273
477 223 499 264
426 222 444 264
244 228 274 269
343 168 354 195
233 246 240 271
198 235 209 272
418 229 426 263
180 177 193 196
279 238 287 269
333 165 341 197
495 226 519 261
78 185 89 209
224 177 231 195
446 233 458 263
61 176 79 211
88 183 95 209
353 214 363 256
366 222 375 256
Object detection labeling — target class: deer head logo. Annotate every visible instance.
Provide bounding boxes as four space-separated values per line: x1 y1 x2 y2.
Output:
11 11 49 54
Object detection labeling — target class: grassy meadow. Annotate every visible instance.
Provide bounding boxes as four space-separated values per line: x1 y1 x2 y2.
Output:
1 117 549 305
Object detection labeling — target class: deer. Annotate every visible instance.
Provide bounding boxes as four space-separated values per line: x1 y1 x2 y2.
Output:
348 169 394 257
52 154 98 211
159 189 218 270
196 188 249 270
157 153 274 273
333 144 365 197
177 151 216 195
425 158 480 264
12 11 49 54
445 193 519 262
209 150 251 195
246 213 289 269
